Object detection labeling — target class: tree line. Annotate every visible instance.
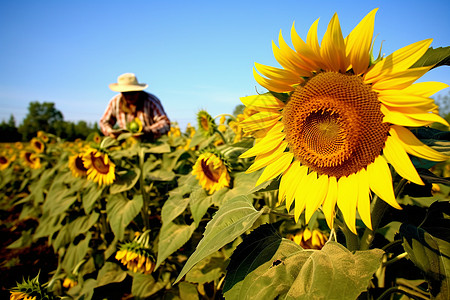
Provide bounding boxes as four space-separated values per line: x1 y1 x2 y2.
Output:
0 101 101 142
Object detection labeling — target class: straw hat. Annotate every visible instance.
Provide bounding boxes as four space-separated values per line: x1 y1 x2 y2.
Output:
109 73 148 92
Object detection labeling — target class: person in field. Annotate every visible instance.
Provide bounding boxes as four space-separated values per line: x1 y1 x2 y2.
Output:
100 73 170 140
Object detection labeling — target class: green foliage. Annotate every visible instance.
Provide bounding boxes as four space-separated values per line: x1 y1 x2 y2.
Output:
412 46 450 69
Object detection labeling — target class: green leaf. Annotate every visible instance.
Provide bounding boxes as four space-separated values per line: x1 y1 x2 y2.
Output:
69 212 100 237
179 281 199 300
131 273 168 298
224 224 384 300
156 222 197 268
147 169 176 181
82 182 104 214
185 251 228 284
212 171 262 207
143 142 171 153
161 194 190 225
189 188 213 226
109 167 140 194
411 46 450 69
61 232 92 274
106 194 143 240
401 223 450 299
96 262 127 287
174 195 265 283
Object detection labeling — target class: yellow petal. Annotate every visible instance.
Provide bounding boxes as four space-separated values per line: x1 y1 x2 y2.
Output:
336 175 358 234
403 81 449 97
256 152 293 186
377 89 437 109
274 34 312 76
390 125 449 161
365 39 432 83
356 168 372 230
255 62 302 84
322 176 337 229
240 124 285 158
346 8 377 75
294 170 316 222
381 104 449 127
306 18 321 57
240 111 281 132
246 142 287 173
371 67 430 91
305 174 328 223
253 68 295 92
381 105 438 127
383 135 424 185
282 162 307 211
320 13 348 72
291 22 322 70
240 94 285 110
367 155 402 209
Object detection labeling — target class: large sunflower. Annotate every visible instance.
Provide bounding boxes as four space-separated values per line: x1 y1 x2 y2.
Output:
82 148 116 186
240 9 449 233
192 150 231 193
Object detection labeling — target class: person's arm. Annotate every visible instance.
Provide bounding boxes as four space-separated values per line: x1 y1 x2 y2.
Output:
143 94 171 139
100 96 118 137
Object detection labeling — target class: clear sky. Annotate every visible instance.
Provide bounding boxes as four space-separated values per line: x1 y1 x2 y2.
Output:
1 0 449 130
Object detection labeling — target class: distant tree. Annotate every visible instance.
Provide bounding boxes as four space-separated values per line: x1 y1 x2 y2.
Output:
233 104 245 116
18 101 64 140
432 91 450 131
0 114 21 142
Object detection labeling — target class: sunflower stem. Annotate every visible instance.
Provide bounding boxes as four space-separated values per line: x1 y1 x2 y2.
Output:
215 129 228 145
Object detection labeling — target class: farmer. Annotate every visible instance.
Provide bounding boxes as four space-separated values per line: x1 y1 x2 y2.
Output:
100 73 170 140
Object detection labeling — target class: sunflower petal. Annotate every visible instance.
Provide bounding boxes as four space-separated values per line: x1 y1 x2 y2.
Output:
253 68 295 92
365 39 432 83
240 125 285 158
346 8 377 75
381 104 449 127
240 94 285 110
291 22 322 70
390 125 449 161
381 105 438 127
255 62 302 84
383 135 424 185
371 67 430 91
320 13 348 72
403 82 449 97
322 176 337 229
356 168 372 230
337 174 358 234
246 142 287 173
282 162 307 211
294 171 315 222
256 152 293 186
305 174 328 223
367 155 402 209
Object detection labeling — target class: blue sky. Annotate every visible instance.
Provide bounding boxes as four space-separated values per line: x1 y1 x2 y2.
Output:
0 0 449 130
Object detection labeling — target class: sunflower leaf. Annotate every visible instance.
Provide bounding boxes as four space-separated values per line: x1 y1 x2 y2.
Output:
174 195 265 284
223 224 384 300
106 194 143 240
400 223 450 299
155 222 196 269
411 46 450 69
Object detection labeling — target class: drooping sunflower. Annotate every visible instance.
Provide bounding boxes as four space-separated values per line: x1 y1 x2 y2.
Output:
115 231 155 275
240 9 449 233
62 274 78 289
82 148 115 186
20 151 41 169
68 153 88 178
197 110 217 137
37 131 49 143
9 274 55 300
30 138 45 153
192 149 231 193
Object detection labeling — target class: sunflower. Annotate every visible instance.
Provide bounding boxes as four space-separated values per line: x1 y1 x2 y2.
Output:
197 110 217 137
240 9 449 233
9 274 55 300
20 151 41 169
68 153 88 178
82 148 115 186
93 133 102 144
0 153 13 170
115 233 155 275
37 131 49 143
192 149 231 193
287 228 328 250
30 138 45 153
14 142 24 150
62 275 77 289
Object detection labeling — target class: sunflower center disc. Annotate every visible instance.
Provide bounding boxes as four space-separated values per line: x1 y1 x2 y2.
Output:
75 156 88 172
283 72 389 178
201 159 220 182
91 153 111 174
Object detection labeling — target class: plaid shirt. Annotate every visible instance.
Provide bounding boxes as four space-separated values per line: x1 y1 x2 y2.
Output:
100 92 170 138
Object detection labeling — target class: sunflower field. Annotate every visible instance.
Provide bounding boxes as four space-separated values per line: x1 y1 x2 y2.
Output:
2 9 450 300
